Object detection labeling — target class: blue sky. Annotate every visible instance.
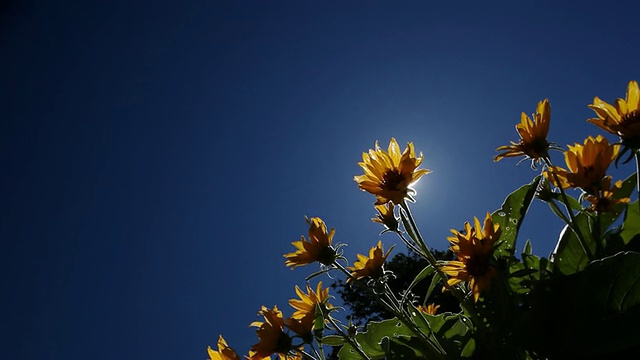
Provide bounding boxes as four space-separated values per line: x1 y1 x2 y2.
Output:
2 1 640 359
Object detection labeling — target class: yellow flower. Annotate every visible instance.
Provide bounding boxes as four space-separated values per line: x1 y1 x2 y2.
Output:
208 335 241 360
372 202 398 231
585 176 630 213
441 213 500 302
494 99 551 164
288 282 332 319
354 138 431 205
347 241 394 282
285 282 332 338
543 135 619 194
588 80 640 148
249 306 291 359
416 303 440 315
284 217 337 268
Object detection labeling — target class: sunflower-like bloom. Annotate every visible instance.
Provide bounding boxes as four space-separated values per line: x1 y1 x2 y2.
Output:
347 241 394 282
354 138 431 205
588 80 640 149
284 217 337 268
494 99 551 164
208 335 241 360
372 202 398 232
441 213 500 302
543 135 619 195
285 282 332 339
250 306 292 359
416 303 440 315
585 176 630 213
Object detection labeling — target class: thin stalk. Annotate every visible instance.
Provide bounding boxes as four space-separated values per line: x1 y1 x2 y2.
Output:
310 342 324 360
395 230 426 257
399 201 439 266
399 201 473 312
547 199 572 225
298 349 317 360
543 157 593 259
326 315 371 360
594 211 602 256
333 260 445 357
636 151 640 214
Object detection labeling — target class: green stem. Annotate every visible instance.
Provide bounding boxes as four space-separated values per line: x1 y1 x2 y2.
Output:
594 211 602 256
326 315 371 360
399 201 438 265
636 151 640 214
298 349 317 360
399 201 473 313
310 342 324 360
544 157 593 260
547 199 572 225
333 260 445 357
395 231 426 260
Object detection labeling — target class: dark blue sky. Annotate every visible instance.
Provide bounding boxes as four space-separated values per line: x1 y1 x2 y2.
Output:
3 1 639 359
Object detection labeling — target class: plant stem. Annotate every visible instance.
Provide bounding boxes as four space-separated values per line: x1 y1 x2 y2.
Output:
333 260 445 358
399 201 473 312
395 231 428 258
636 150 640 214
326 315 371 360
543 157 593 259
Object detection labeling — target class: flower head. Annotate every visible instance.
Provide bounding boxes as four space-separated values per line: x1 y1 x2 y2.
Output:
416 303 440 316
495 99 552 165
372 202 398 232
354 138 431 205
441 213 500 302
543 135 619 195
288 282 332 320
585 176 630 213
285 282 332 339
588 80 640 149
284 217 337 268
208 335 241 360
347 241 394 282
249 306 292 359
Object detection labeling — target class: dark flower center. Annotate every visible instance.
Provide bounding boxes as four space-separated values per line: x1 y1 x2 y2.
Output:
620 110 640 148
317 246 337 266
274 332 292 354
621 110 640 127
382 170 405 191
466 254 490 277
524 138 549 158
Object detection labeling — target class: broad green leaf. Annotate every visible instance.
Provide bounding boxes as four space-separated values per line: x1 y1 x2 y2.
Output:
491 176 541 256
539 252 640 357
552 212 595 275
620 200 640 245
409 307 474 358
338 318 417 359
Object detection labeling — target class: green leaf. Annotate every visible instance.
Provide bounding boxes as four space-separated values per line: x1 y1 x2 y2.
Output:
424 270 442 305
320 335 344 346
538 251 640 357
523 239 532 255
409 307 474 358
552 212 595 275
491 176 541 256
620 200 640 245
338 318 416 359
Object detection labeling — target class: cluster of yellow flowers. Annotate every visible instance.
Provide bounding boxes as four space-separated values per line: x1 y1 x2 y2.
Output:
208 80 639 359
